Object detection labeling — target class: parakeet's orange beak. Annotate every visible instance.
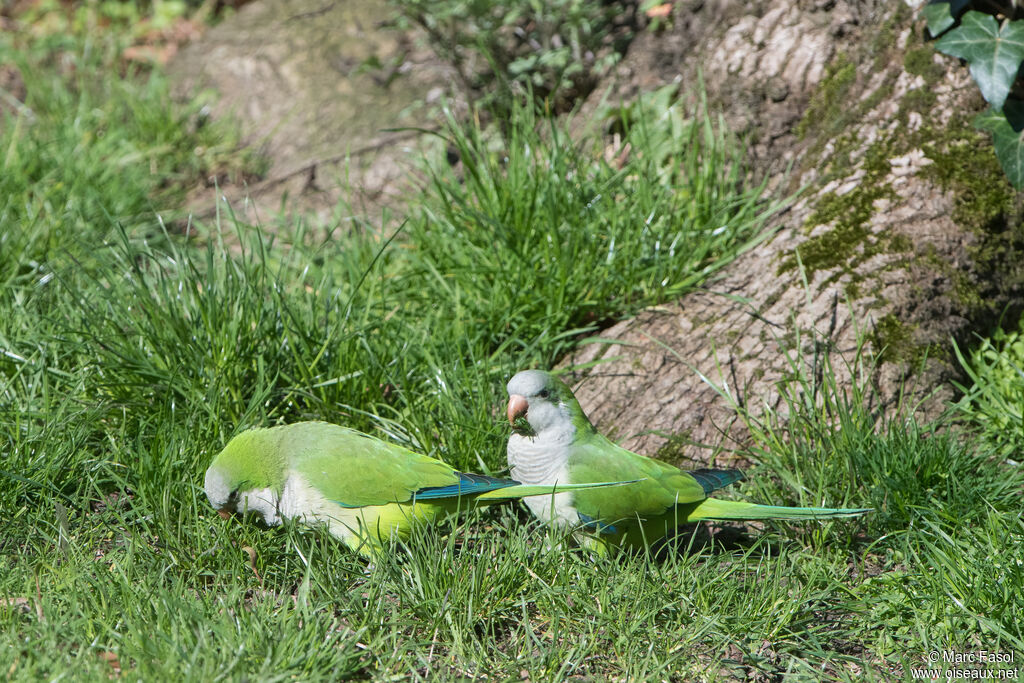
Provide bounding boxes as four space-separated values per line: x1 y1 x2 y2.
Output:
217 508 232 520
507 394 528 426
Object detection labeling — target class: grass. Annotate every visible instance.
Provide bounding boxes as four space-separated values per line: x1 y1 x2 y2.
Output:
952 312 1024 464
2 9 1024 681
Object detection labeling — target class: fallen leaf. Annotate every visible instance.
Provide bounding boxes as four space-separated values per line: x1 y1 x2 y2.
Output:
242 545 263 585
646 3 672 19
34 573 44 623
0 597 30 613
97 651 122 676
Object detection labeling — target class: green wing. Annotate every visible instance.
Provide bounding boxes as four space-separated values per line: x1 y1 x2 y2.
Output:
568 432 710 524
287 422 460 507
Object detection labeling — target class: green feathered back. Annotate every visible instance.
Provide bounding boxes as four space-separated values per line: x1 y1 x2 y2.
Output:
569 431 712 521
272 422 464 507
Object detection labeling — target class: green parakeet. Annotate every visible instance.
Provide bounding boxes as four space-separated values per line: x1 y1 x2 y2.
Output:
505 370 870 552
204 421 628 555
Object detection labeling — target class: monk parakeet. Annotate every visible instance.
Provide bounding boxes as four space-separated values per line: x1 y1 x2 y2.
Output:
204 421 628 555
505 370 870 552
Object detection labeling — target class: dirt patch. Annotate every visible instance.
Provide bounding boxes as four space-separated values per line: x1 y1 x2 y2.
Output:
167 0 461 225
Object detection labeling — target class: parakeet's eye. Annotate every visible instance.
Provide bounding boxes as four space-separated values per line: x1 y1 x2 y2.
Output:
538 389 550 399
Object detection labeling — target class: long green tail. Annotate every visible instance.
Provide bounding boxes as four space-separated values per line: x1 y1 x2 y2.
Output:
690 497 871 521
474 480 639 502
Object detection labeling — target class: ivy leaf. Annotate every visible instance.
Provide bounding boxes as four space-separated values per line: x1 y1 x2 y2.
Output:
935 11 1024 110
974 101 1024 189
924 0 970 38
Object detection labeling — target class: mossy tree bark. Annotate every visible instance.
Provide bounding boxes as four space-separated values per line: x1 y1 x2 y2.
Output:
564 0 1024 463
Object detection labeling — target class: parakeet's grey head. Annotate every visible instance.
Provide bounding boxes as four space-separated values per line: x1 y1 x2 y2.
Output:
506 370 591 437
204 427 287 520
506 371 592 514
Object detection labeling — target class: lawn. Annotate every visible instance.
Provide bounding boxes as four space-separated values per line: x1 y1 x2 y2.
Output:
1 7 1022 681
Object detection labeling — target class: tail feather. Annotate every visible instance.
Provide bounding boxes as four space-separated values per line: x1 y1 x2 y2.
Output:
690 497 871 521
413 472 519 500
474 479 640 502
689 468 745 495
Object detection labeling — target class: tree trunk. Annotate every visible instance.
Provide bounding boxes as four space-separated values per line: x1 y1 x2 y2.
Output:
563 0 1024 463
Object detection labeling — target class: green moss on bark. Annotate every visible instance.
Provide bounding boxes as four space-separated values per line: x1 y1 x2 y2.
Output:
919 128 1014 231
903 46 946 83
780 26 1023 367
776 142 902 285
796 55 857 141
869 313 919 363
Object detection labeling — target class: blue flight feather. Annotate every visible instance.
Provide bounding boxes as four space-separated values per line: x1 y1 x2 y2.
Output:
689 468 745 495
412 472 518 500
578 512 618 535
